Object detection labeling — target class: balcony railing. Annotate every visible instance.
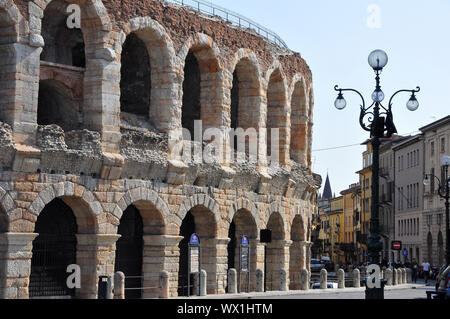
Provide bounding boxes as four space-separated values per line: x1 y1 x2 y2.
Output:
164 0 289 48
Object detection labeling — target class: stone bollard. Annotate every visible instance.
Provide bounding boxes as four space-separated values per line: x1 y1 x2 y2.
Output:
114 271 125 299
256 269 264 292
402 268 407 284
337 269 345 289
385 268 393 286
320 269 328 289
200 270 207 296
393 269 398 285
300 269 309 291
159 270 169 299
227 269 237 294
279 269 288 291
399 269 404 284
352 269 360 288
406 268 412 283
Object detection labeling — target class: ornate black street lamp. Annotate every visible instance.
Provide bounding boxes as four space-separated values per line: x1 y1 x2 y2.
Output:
334 49 420 299
423 156 450 267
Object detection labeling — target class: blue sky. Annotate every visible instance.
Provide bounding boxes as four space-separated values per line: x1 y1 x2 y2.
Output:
209 0 450 195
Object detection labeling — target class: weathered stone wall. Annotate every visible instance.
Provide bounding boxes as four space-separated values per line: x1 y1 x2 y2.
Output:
0 0 320 298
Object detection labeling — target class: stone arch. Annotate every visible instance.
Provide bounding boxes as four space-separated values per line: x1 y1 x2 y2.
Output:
27 182 102 234
176 193 220 229
179 33 226 137
265 206 288 291
227 197 260 231
0 0 24 43
265 64 289 166
117 17 178 132
114 187 170 235
228 49 264 130
289 211 307 290
289 75 308 165
176 193 219 296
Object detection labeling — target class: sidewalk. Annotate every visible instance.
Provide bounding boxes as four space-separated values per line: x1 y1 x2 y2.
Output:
174 282 433 299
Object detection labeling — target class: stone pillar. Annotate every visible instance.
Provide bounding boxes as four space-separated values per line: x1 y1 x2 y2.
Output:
300 268 309 291
159 270 169 299
114 271 125 299
227 268 237 294
320 269 327 289
406 268 412 283
200 237 230 295
397 269 403 285
0 42 41 145
337 269 345 289
255 269 264 292
393 269 398 285
200 269 207 296
142 235 183 299
266 240 291 291
289 241 306 290
250 239 265 292
279 269 287 291
352 269 360 288
75 234 121 299
402 268 407 284
0 232 38 299
385 268 393 286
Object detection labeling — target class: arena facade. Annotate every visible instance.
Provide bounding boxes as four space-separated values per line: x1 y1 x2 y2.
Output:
0 0 321 298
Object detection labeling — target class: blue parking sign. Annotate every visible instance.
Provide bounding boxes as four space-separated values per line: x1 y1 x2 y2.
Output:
402 249 408 256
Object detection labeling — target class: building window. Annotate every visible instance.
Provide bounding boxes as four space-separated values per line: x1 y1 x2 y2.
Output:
441 137 446 153
430 141 435 157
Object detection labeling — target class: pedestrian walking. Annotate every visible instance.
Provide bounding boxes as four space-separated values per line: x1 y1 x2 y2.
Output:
422 260 431 285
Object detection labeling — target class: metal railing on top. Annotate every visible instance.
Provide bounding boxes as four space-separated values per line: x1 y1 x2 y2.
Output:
160 0 289 48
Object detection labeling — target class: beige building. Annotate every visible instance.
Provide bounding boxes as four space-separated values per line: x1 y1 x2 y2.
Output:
393 134 424 263
0 0 320 298
420 115 450 266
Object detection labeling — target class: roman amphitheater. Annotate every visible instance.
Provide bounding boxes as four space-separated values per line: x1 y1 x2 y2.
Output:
0 0 321 298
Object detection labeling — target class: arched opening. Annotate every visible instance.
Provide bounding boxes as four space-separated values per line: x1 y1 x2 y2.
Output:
290 81 308 164
289 215 305 290
37 79 81 131
266 212 285 291
120 33 151 119
182 51 201 140
114 205 143 299
29 198 78 298
177 205 216 296
267 70 287 165
40 0 85 67
230 59 260 152
227 209 258 292
115 199 166 299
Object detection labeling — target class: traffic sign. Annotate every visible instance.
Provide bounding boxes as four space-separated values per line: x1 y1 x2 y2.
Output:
402 249 408 256
391 241 402 251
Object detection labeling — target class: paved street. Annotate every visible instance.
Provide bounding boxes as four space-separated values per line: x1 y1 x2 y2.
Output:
182 279 437 300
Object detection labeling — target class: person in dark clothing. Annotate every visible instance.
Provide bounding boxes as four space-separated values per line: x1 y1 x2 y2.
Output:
411 259 419 283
